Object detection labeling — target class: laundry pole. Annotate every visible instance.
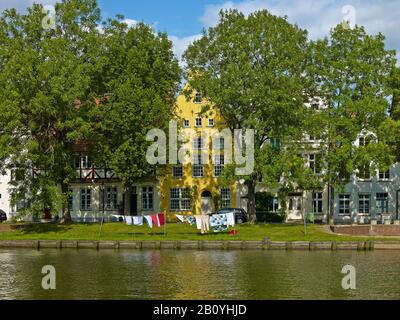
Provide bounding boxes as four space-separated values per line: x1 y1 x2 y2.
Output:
164 212 167 239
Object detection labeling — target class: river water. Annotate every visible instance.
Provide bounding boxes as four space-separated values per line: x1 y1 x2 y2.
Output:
0 249 399 300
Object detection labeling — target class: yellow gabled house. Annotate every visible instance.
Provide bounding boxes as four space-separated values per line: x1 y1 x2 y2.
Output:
160 89 238 219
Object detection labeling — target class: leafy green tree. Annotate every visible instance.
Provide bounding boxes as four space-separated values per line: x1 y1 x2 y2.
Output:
0 0 181 221
0 0 105 221
89 18 181 194
307 24 397 224
183 9 312 222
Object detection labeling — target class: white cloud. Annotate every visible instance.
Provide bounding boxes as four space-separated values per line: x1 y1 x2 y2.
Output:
169 34 202 62
200 0 399 56
0 0 57 13
122 18 137 28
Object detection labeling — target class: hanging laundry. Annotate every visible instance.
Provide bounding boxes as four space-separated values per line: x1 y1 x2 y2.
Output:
200 215 210 234
144 215 153 228
186 216 196 226
157 213 165 226
175 215 185 223
194 215 202 230
210 214 229 233
151 214 161 227
226 212 235 227
194 215 211 234
125 216 133 225
132 216 143 226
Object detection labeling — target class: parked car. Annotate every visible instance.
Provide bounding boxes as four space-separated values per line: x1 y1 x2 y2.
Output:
212 208 248 224
0 210 7 222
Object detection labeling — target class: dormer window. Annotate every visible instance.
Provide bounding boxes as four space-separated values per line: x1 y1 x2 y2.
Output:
359 136 372 147
183 120 190 128
195 117 202 127
194 92 202 103
208 118 214 127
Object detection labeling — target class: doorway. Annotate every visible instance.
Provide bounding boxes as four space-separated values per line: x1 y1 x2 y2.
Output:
288 193 303 221
130 187 138 216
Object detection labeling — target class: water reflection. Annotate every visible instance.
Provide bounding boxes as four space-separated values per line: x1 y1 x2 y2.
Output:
0 249 400 300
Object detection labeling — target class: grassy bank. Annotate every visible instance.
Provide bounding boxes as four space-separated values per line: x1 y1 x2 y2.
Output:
0 222 398 242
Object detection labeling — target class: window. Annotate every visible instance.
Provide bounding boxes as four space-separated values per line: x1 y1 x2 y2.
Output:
268 197 279 213
214 154 224 177
75 156 92 169
194 92 202 103
221 188 231 208
82 156 92 169
309 154 321 174
289 198 302 211
358 194 370 215
11 168 24 181
379 170 390 180
376 193 389 214
195 117 202 127
172 166 183 178
183 120 190 128
80 188 92 211
358 165 370 180
214 137 225 150
170 188 191 211
142 187 153 211
192 153 204 178
312 192 323 214
359 136 372 147
102 187 117 211
270 137 281 151
339 194 350 215
192 137 204 150
208 118 214 127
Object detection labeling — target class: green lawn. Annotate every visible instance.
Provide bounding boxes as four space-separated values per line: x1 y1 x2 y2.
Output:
0 222 398 242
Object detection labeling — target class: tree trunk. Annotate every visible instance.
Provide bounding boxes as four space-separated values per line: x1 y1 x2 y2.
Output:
61 180 72 223
245 179 257 223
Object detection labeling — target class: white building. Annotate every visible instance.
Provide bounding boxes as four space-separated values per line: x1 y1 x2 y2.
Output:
0 170 12 219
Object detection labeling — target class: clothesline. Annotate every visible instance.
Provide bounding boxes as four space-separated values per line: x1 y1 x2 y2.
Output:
111 212 235 234
176 213 235 234
112 213 166 228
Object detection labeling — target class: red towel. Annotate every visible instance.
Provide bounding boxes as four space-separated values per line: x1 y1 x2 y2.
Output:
158 213 165 226
151 214 160 227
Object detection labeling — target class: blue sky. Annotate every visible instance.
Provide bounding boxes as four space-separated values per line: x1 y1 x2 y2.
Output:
1 1 399 62
97 0 223 37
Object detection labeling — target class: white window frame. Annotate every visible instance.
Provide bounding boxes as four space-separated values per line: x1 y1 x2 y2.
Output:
376 193 389 214
192 137 204 150
312 192 323 214
208 118 214 127
378 170 390 181
183 120 190 128
142 186 154 211
221 188 231 208
358 194 370 215
80 188 92 211
214 154 224 177
172 166 183 178
309 154 321 174
170 188 191 212
358 164 371 180
195 117 202 128
192 153 204 178
103 186 118 211
339 194 350 215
